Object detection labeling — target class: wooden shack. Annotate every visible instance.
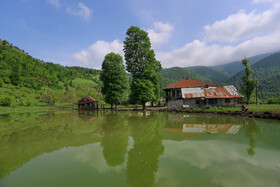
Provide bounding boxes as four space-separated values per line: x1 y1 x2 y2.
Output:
77 96 98 110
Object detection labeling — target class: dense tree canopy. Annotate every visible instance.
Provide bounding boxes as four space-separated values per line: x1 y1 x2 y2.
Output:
123 26 162 109
100 53 129 108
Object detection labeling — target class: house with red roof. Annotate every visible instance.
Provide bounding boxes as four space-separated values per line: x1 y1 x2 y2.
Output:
163 78 243 109
77 96 98 109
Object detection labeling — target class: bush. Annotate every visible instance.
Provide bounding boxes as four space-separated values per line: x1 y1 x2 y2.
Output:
202 105 211 109
26 100 32 106
0 95 12 106
0 79 3 87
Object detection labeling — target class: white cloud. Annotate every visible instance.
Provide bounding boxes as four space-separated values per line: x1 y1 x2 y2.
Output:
155 3 280 68
146 22 174 48
67 2 92 20
204 6 280 42
72 40 123 69
46 0 60 8
157 32 280 68
253 0 280 3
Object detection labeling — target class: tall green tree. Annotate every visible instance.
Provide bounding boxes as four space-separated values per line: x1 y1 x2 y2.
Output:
123 26 162 110
100 53 129 109
241 58 258 105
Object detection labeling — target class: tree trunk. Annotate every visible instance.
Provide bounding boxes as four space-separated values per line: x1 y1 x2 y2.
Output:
143 103 146 110
111 104 113 110
247 97 250 105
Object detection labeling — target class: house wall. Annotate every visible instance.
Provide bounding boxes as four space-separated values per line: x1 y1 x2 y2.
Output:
183 99 198 106
209 98 242 107
167 99 184 110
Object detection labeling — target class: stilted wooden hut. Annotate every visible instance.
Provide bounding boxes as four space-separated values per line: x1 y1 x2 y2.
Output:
77 97 98 110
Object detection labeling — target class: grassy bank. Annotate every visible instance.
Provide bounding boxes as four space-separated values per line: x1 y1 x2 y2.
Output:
0 104 73 115
177 104 280 112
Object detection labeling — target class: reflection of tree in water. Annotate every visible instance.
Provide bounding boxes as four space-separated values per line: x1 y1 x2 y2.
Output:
101 112 129 166
244 119 262 157
126 112 165 187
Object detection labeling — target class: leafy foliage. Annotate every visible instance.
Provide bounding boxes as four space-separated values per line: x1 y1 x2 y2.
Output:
100 53 129 107
0 95 12 106
124 26 162 108
241 58 258 105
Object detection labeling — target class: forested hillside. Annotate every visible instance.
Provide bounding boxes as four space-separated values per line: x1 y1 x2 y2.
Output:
185 53 273 84
187 66 230 83
227 53 280 100
160 67 211 88
212 53 272 77
0 39 102 106
1 38 279 105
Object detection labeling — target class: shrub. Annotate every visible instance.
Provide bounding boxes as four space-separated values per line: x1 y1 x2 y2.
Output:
0 95 12 106
18 101 25 106
26 100 32 106
0 79 3 87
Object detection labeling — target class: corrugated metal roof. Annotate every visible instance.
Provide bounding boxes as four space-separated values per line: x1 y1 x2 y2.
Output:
181 86 243 99
182 87 204 98
164 78 217 89
204 86 243 98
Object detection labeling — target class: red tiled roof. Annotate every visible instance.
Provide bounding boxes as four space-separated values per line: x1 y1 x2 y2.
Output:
86 96 97 102
163 78 217 89
78 96 98 104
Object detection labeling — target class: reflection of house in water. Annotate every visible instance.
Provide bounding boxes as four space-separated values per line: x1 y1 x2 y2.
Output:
166 124 242 137
78 110 98 121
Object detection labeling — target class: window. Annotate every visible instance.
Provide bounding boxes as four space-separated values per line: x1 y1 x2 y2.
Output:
225 98 230 103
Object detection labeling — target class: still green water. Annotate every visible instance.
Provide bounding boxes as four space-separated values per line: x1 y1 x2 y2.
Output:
0 110 280 187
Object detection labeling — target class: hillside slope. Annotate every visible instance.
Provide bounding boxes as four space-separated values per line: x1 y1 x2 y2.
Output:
227 53 280 99
212 53 273 77
187 66 230 83
0 39 102 105
160 67 211 88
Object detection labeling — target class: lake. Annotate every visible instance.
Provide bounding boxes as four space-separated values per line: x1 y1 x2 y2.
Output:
0 110 280 187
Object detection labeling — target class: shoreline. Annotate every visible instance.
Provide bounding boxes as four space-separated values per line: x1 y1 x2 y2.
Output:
114 107 280 120
1 106 280 120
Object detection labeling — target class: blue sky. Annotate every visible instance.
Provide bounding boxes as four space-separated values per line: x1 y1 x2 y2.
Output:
1 0 280 69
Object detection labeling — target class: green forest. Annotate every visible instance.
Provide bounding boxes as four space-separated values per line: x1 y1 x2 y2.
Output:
0 39 102 106
1 38 280 107
227 53 280 102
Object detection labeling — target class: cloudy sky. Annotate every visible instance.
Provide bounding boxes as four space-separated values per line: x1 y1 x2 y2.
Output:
1 0 280 69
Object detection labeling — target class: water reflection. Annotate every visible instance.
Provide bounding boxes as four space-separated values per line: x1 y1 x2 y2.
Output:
126 113 165 187
244 119 262 157
1 111 280 187
0 111 103 179
101 111 129 166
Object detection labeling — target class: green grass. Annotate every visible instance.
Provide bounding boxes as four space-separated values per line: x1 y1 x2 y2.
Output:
248 104 280 111
0 104 73 115
180 104 280 112
72 78 98 88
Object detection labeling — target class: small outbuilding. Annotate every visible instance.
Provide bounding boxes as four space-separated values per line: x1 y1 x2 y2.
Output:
77 96 98 110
